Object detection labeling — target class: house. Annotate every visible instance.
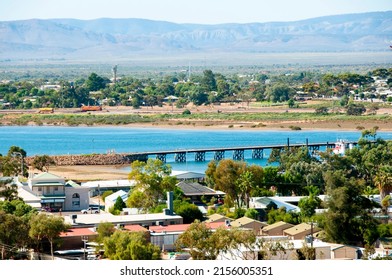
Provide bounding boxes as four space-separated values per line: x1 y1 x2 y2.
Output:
250 197 300 213
81 179 135 197
58 224 149 252
17 172 89 211
171 170 206 181
104 190 128 212
330 244 363 259
283 222 320 240
205 213 231 223
230 216 267 235
63 211 183 228
261 221 294 236
217 238 332 260
176 181 225 203
149 221 228 251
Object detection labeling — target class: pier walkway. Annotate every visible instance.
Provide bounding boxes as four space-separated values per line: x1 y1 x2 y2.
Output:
122 139 357 163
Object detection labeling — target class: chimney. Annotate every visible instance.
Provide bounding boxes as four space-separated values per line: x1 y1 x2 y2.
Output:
167 191 174 215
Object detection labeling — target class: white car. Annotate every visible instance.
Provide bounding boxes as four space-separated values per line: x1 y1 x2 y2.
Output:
81 207 100 214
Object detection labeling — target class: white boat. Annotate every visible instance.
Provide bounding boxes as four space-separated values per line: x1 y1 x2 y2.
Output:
332 139 353 155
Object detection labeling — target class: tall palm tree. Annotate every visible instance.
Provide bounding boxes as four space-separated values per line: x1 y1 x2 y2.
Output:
373 165 392 207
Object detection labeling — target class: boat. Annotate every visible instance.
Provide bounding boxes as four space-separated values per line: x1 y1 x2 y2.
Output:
332 139 353 155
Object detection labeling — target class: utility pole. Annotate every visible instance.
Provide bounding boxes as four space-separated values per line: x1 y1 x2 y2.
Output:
310 220 314 248
82 236 88 260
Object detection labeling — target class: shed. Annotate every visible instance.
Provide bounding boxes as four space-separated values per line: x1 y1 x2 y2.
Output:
230 216 267 235
262 221 294 236
283 222 320 240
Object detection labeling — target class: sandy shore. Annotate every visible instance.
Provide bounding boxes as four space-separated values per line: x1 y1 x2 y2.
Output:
49 165 130 182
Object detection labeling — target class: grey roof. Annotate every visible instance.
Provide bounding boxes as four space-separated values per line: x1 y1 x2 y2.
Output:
176 181 224 196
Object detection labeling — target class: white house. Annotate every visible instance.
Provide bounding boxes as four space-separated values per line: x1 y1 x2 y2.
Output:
16 172 89 211
104 190 128 212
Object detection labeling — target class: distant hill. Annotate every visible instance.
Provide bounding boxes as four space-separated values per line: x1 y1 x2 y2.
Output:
0 11 391 61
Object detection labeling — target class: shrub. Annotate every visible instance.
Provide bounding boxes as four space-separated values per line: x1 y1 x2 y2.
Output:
289 125 302 130
182 109 191 115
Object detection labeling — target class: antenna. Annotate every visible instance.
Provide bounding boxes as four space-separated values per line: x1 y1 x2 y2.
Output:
188 62 191 82
112 65 118 84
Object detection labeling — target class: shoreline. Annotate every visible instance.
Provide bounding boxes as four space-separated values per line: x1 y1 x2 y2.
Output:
2 117 392 132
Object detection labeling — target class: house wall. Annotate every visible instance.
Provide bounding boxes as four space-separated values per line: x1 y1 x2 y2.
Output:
263 226 292 236
64 187 90 211
286 229 312 240
32 185 65 196
332 247 358 259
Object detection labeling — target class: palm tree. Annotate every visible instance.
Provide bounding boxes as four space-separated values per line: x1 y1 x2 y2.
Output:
373 165 392 207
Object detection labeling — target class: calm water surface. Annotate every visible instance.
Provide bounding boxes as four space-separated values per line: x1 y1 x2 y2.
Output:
1 126 391 173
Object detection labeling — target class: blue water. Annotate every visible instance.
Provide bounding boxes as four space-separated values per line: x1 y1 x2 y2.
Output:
1 126 392 173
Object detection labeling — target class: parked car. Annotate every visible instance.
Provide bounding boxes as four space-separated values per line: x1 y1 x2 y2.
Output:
81 207 100 214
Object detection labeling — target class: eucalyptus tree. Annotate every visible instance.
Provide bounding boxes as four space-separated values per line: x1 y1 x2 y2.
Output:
0 211 31 259
0 179 18 201
127 159 176 211
265 83 295 103
32 155 56 172
103 230 161 260
29 213 70 259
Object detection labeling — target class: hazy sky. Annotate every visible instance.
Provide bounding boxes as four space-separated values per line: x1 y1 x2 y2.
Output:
1 0 392 24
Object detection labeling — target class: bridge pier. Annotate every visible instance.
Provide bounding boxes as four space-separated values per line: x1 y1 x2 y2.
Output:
175 152 187 163
195 151 206 162
214 150 225 161
252 148 264 159
233 149 244 161
156 153 167 163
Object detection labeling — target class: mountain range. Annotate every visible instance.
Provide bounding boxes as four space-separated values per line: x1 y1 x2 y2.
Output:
0 11 391 61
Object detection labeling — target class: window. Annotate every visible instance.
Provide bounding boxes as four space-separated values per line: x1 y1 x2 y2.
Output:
54 187 58 191
72 193 80 208
38 187 42 192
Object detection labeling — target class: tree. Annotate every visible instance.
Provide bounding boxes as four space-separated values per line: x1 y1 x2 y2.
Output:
323 171 378 247
201 70 217 92
127 159 176 211
1 146 27 177
287 98 295 108
0 211 30 259
175 202 203 224
295 242 316 260
0 179 19 201
103 231 161 260
245 208 259 220
175 220 220 260
373 165 392 202
29 213 70 259
113 196 126 212
176 220 258 260
85 73 108 91
265 83 294 103
315 106 329 115
298 186 322 219
32 155 56 172
211 159 247 208
236 170 254 208
346 103 366 116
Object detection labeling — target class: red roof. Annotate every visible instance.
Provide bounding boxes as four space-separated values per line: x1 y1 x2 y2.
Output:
123 224 149 232
149 222 227 233
60 227 97 238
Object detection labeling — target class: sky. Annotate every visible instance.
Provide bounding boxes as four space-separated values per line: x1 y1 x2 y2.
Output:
1 0 392 24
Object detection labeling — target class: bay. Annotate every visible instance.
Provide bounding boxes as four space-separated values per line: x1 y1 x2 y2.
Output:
1 126 392 173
